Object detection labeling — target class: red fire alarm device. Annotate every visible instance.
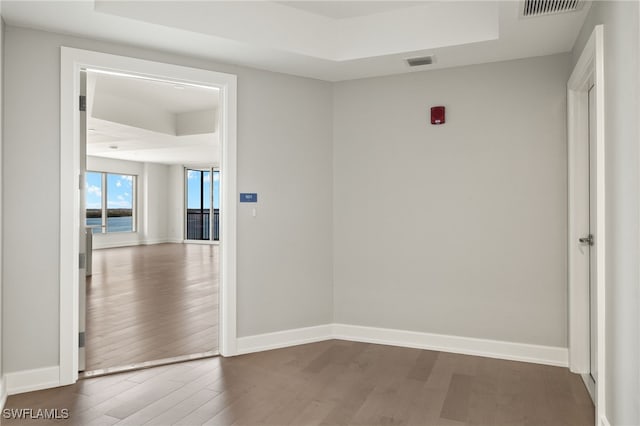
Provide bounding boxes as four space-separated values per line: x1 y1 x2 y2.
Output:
431 106 445 125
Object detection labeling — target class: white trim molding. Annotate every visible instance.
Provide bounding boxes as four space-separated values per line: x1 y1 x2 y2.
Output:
0 376 7 409
5 367 60 396
10 324 569 394
91 238 180 250
60 47 238 386
333 324 568 367
237 324 568 367
237 325 333 355
567 24 606 421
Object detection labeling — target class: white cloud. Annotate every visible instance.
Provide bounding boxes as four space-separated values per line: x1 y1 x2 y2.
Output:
188 170 198 180
108 199 132 208
86 185 101 196
116 180 122 188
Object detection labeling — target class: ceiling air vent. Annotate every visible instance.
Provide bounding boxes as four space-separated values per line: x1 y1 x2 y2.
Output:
406 56 434 67
522 0 584 17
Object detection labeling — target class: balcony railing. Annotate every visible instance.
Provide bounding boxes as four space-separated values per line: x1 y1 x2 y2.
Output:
186 209 219 241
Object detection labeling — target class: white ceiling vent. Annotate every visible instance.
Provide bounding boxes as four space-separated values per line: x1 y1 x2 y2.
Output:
521 0 584 17
406 55 434 67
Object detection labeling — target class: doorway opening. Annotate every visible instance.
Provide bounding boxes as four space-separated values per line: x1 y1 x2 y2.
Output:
79 68 222 374
60 47 238 386
567 25 605 422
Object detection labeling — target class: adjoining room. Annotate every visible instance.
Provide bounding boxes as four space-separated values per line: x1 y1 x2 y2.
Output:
82 69 221 373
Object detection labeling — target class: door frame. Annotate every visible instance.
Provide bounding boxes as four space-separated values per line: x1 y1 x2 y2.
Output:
567 25 605 422
60 47 238 385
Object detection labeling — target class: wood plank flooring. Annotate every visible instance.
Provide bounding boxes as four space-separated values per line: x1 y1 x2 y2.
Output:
85 243 218 371
4 340 594 425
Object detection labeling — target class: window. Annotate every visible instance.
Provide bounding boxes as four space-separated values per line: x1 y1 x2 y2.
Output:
86 171 136 233
185 168 220 241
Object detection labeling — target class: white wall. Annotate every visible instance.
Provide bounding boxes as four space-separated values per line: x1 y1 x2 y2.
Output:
167 164 184 242
142 162 169 244
333 54 571 348
2 25 333 374
572 2 640 424
235 63 333 336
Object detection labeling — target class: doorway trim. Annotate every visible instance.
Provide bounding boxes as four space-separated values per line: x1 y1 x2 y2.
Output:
567 25 605 423
60 47 238 386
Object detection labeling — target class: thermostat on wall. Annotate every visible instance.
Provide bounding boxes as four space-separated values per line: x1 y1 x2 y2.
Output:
431 106 445 125
240 193 258 203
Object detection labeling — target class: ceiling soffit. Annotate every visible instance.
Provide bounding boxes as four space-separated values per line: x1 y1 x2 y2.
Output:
1 1 591 81
95 1 500 61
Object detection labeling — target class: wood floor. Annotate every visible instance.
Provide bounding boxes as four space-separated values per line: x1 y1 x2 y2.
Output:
5 340 594 426
86 243 218 371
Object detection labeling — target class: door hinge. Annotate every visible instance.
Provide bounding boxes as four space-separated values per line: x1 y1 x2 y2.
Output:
79 332 85 348
79 95 86 112
579 234 594 246
79 252 86 269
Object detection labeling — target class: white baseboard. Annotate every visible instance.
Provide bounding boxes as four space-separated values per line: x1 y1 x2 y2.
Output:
236 324 332 355
236 323 568 367
141 238 172 246
332 324 568 367
182 240 219 245
93 239 219 249
93 238 178 250
0 376 7 410
5 366 60 395
93 240 142 250
8 326 567 396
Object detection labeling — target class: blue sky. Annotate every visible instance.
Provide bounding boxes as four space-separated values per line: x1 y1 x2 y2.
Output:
86 170 219 210
86 172 133 210
187 169 219 209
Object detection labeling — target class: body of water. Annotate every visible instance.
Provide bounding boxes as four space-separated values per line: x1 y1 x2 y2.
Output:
86 217 133 233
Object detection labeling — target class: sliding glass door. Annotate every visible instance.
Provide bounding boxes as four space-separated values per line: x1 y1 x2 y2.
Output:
185 168 219 241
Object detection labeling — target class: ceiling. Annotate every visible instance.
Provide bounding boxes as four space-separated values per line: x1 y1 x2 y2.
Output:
91 71 220 114
87 71 220 165
274 1 424 19
2 1 591 81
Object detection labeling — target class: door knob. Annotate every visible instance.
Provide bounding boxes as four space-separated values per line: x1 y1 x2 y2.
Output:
579 234 594 246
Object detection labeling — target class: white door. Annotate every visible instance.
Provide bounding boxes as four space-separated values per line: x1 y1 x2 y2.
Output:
587 85 597 384
78 70 87 372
